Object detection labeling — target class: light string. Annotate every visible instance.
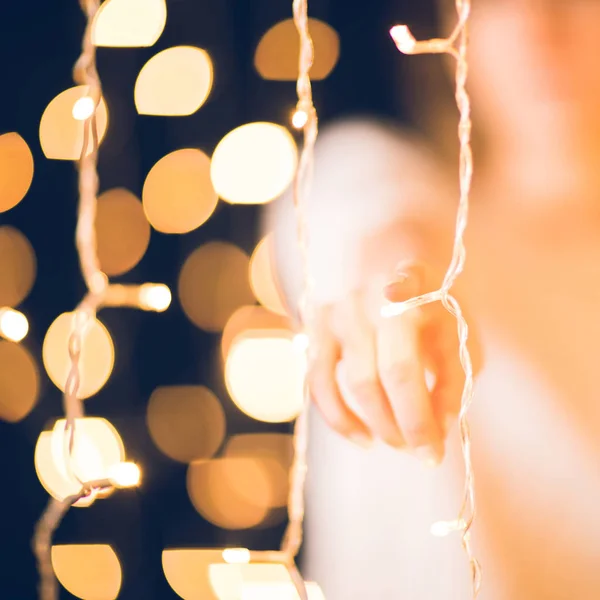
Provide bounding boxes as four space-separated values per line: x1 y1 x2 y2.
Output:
279 0 318 595
386 1 482 596
32 2 169 599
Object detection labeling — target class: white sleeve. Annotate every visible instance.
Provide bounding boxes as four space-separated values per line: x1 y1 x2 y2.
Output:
264 118 455 308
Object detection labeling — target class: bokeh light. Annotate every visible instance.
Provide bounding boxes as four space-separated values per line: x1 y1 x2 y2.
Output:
255 18 340 81
39 85 109 160
186 458 273 529
249 233 288 316
72 96 95 121
291 109 308 130
42 312 115 399
225 331 305 423
221 305 292 362
0 308 29 342
139 283 171 311
224 434 292 508
241 582 326 600
52 544 122 600
135 46 213 116
107 461 141 487
0 226 36 307
162 549 225 600
209 563 291 599
96 188 151 276
210 122 297 205
0 340 39 422
35 418 125 507
143 149 218 234
147 386 226 463
178 242 255 332
0 132 34 213
92 0 167 47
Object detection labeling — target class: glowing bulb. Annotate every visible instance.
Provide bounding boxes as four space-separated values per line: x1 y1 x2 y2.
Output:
390 25 417 53
139 283 171 312
107 462 141 488
72 96 95 121
222 548 251 564
0 308 29 342
430 518 466 538
291 109 308 129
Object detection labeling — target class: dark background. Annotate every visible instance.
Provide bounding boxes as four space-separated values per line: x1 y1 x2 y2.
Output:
0 1 438 597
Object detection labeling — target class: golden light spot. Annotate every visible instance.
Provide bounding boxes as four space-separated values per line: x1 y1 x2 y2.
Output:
240 581 326 600
0 226 36 307
0 132 34 213
139 283 171 311
162 549 225 600
255 18 340 81
143 149 217 234
0 307 29 342
39 85 109 160
178 242 255 332
35 418 125 507
291 109 308 130
72 96 95 121
42 312 115 399
208 563 290 599
92 0 167 48
52 544 122 600
135 46 213 116
0 341 39 422
249 234 288 316
225 331 305 423
224 433 293 508
147 386 226 463
96 188 151 276
210 123 297 205
221 305 292 362
186 458 272 529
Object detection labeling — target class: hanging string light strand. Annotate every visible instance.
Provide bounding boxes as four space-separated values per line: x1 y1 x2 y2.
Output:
385 0 482 596
280 0 318 576
32 2 170 599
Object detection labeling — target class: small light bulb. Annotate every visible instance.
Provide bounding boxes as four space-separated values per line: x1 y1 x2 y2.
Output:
139 283 171 312
390 25 417 53
0 308 29 342
72 96 95 121
430 518 466 538
292 109 308 129
222 548 251 564
107 462 141 488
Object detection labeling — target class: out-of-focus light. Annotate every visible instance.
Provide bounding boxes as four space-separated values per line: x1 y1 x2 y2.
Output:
135 46 213 116
51 544 122 600
162 549 226 600
92 0 167 48
292 333 309 352
209 563 290 599
42 312 115 399
0 226 36 308
39 85 109 160
139 283 171 312
178 242 255 332
147 386 226 463
143 148 218 234
107 462 141 488
186 458 273 530
210 122 298 205
0 340 39 423
222 548 251 565
291 109 308 129
72 96 95 121
255 18 340 81
241 581 326 600
0 308 28 342
96 188 151 276
225 331 305 423
0 132 34 213
249 234 288 316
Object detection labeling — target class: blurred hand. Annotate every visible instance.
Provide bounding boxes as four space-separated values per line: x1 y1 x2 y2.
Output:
308 262 470 466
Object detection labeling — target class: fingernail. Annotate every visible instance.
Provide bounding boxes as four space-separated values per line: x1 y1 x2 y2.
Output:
350 433 373 449
414 446 441 467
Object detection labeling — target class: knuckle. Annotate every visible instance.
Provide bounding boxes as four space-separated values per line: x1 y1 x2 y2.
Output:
347 378 380 404
380 361 416 388
403 420 432 448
